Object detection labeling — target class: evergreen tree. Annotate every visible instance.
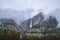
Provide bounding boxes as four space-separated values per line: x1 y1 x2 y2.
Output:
47 16 58 28
41 16 59 36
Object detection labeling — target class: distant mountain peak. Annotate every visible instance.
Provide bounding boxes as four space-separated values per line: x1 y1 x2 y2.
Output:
19 12 46 30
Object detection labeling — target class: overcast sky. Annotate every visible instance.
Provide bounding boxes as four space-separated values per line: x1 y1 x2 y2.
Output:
0 0 60 14
0 0 60 24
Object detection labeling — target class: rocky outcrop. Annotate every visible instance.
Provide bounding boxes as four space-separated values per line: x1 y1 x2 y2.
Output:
0 18 17 31
32 12 44 25
19 12 45 31
19 18 32 31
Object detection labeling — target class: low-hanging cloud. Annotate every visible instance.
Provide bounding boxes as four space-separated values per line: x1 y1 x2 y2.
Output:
0 0 60 24
0 8 34 24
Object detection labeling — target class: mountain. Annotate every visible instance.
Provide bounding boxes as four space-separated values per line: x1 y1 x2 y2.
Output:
20 18 32 31
32 12 44 25
0 18 17 31
19 8 60 31
49 8 60 26
19 12 47 31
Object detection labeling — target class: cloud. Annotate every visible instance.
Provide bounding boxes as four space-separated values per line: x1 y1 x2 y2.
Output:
1 0 60 14
0 0 60 24
0 8 34 24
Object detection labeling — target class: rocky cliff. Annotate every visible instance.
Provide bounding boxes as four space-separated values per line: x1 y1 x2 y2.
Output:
19 12 45 31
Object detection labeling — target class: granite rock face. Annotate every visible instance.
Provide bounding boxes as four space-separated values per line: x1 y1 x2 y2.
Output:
19 12 44 31
32 12 44 25
0 18 17 31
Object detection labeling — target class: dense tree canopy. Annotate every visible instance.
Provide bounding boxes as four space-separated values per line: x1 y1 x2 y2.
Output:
46 16 58 28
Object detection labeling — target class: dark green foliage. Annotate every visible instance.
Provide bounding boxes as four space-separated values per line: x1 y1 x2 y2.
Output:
0 29 20 40
0 29 5 34
41 16 59 35
0 34 20 40
32 24 40 28
21 36 40 40
47 16 58 28
4 29 7 33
